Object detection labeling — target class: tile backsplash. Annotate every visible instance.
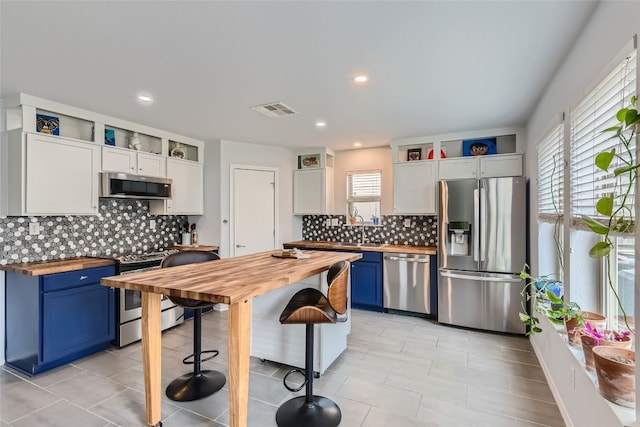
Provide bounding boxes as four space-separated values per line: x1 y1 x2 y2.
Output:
302 215 437 246
0 199 186 265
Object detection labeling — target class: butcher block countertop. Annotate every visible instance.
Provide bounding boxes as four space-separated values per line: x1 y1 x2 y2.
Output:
284 240 437 255
101 249 362 305
166 244 219 251
0 257 116 276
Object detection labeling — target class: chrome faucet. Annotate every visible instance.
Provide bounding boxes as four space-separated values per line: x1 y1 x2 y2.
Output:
356 215 366 245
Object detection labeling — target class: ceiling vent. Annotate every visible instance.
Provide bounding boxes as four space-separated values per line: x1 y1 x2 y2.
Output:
250 102 297 118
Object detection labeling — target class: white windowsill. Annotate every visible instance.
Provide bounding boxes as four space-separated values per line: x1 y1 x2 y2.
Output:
530 316 635 427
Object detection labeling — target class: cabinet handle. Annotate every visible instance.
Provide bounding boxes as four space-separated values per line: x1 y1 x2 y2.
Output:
236 244 246 248
79 275 88 280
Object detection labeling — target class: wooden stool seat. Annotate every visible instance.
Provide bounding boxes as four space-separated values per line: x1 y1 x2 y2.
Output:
276 260 349 427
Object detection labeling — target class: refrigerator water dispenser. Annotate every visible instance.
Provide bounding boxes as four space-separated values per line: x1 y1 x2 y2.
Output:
448 221 470 256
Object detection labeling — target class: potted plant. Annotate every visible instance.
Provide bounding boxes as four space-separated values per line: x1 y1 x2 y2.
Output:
593 346 635 408
519 265 606 340
576 323 632 371
519 265 571 334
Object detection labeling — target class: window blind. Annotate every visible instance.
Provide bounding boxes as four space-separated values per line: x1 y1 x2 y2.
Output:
347 170 381 202
570 49 637 228
538 123 564 222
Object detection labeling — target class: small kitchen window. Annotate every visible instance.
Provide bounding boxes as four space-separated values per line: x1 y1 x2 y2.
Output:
347 170 381 224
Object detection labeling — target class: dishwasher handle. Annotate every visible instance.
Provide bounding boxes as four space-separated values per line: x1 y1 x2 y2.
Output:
384 255 430 263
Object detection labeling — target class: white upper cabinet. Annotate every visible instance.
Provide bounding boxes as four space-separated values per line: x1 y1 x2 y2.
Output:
1 93 204 216
393 161 437 214
151 158 203 215
437 133 523 180
102 146 166 177
6 131 100 216
292 148 334 215
391 128 524 214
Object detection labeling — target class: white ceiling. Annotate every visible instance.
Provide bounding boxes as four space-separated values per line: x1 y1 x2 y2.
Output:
1 1 598 151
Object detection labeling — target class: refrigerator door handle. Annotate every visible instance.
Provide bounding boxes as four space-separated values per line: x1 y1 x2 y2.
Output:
480 186 487 262
473 188 480 262
439 270 522 283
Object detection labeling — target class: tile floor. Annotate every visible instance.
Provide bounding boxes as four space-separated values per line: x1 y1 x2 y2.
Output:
0 309 565 427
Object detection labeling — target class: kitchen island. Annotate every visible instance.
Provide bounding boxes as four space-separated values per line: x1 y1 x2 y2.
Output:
100 249 361 427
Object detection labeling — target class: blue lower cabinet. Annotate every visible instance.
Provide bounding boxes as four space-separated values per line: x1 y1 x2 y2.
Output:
5 265 116 376
350 251 383 311
351 258 383 311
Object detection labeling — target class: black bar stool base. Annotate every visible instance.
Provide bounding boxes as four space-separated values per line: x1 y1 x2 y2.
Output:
165 370 226 402
276 396 341 427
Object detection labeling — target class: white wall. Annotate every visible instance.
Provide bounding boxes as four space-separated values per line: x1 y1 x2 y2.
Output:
333 146 394 216
526 0 639 278
525 1 640 425
198 140 301 258
198 140 223 249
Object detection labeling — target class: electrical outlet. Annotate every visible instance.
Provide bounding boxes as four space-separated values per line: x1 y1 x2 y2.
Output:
404 218 411 227
325 218 332 227
331 218 339 226
29 222 40 235
149 219 156 230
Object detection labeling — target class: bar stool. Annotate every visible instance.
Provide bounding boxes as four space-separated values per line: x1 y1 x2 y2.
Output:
276 260 350 427
161 250 226 402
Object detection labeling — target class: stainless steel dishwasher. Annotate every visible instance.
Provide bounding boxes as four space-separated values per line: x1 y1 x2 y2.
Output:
383 253 431 314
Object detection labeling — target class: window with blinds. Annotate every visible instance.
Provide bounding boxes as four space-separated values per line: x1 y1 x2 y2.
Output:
569 49 637 228
347 170 381 222
538 123 564 222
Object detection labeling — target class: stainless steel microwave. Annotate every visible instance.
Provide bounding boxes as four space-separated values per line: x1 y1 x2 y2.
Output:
100 172 172 200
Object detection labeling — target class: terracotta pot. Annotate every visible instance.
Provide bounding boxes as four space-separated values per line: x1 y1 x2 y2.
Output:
593 346 635 408
566 311 606 345
580 331 632 371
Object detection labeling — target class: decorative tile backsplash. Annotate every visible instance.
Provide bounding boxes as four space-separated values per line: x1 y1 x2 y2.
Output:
0 199 187 265
302 215 438 246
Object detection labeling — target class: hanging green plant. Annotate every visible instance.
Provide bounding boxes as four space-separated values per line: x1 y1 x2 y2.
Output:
581 95 639 333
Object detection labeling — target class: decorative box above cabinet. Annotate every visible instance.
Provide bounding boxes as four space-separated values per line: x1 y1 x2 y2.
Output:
292 148 334 215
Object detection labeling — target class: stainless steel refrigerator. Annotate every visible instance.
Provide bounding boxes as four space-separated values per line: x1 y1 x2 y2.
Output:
438 177 526 334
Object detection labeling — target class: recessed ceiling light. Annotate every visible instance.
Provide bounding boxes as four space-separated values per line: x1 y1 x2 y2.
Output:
353 142 362 147
353 74 369 84
315 121 326 128
137 94 153 103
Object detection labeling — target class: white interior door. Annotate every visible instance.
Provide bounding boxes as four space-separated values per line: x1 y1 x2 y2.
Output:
231 166 277 256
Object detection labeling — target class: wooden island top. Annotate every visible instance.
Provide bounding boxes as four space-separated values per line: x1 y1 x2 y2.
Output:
101 249 360 305
100 249 362 427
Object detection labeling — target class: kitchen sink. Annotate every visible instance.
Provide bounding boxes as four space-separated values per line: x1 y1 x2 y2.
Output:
334 241 387 248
